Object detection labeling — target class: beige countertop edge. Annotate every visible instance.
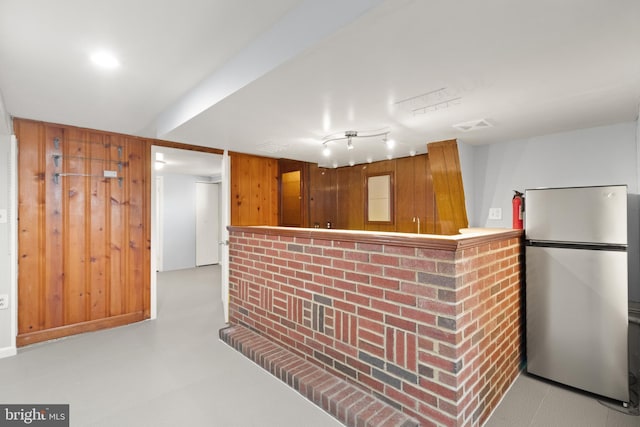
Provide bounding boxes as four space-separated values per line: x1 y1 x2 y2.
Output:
227 226 523 251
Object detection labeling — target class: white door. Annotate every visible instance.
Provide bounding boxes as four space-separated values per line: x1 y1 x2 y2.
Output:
155 176 164 272
220 151 231 322
196 182 219 266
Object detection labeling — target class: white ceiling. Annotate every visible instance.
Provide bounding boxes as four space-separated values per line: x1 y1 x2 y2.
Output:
1 0 639 169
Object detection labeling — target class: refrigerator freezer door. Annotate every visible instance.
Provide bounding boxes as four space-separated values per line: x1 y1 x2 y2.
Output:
526 245 629 402
525 185 627 245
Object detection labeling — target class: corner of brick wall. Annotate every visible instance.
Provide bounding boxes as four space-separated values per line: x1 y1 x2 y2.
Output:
452 237 523 425
227 230 523 427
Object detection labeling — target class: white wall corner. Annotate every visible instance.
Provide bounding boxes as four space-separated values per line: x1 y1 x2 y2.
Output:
456 140 476 227
0 90 11 135
10 136 18 353
636 103 640 192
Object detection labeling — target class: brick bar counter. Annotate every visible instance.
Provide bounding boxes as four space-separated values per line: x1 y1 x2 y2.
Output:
223 226 523 427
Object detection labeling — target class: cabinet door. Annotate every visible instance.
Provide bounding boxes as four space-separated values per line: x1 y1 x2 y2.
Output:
395 155 438 234
395 156 415 233
278 159 308 227
308 165 337 228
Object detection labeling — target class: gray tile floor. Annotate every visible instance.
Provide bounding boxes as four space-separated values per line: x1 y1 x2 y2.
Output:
486 373 639 427
0 266 342 426
1 265 638 426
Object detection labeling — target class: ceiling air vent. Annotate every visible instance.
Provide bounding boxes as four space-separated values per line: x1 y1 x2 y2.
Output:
256 141 289 153
452 119 493 132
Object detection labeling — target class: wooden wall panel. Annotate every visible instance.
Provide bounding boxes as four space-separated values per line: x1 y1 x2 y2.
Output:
395 156 416 233
302 154 442 234
15 118 150 346
108 136 125 317
17 121 43 335
427 139 468 235
230 152 278 226
64 127 87 325
419 154 440 234
88 131 107 321
336 167 364 230
44 126 64 329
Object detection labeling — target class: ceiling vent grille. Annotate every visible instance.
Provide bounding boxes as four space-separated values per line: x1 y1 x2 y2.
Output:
256 141 289 153
452 119 493 132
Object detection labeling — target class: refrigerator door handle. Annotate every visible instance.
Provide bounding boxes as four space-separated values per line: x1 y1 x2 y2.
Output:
525 240 627 251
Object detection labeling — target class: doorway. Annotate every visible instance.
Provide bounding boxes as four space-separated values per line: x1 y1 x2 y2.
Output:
150 146 226 320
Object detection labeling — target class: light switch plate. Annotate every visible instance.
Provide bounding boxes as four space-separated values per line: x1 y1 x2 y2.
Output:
488 208 502 220
0 209 7 223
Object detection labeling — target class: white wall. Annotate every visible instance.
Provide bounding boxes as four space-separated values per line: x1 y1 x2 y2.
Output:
471 121 638 228
0 88 16 357
160 173 215 271
0 134 15 357
457 140 476 229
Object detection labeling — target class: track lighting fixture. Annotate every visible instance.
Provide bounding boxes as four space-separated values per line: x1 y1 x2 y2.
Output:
321 128 390 153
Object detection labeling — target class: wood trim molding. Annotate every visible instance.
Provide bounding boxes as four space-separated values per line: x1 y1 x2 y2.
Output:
17 312 147 347
13 117 224 155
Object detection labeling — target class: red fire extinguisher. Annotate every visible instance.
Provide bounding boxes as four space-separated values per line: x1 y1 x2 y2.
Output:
512 190 524 229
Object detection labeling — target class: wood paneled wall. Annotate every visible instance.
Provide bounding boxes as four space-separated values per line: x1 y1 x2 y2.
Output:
230 152 278 226
308 154 441 234
15 119 151 346
336 166 365 230
427 139 468 235
228 143 466 234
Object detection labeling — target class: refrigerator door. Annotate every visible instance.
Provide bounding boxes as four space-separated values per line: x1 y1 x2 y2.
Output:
526 245 629 402
525 185 627 245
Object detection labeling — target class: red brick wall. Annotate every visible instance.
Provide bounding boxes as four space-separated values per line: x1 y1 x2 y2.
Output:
228 227 523 427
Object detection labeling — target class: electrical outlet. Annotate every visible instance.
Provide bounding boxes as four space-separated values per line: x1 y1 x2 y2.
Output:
0 209 7 224
488 208 502 220
0 294 8 310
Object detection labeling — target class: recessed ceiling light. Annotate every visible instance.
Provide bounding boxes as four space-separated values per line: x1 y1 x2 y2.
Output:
90 51 120 69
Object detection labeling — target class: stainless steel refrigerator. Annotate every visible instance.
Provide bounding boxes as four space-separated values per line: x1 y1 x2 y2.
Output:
525 185 629 403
